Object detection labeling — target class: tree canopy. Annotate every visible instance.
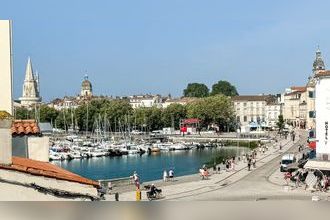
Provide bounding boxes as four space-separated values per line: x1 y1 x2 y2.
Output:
186 94 235 131
183 83 209 98
211 80 238 97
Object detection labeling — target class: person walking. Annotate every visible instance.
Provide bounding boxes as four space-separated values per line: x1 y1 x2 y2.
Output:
169 169 174 181
252 158 256 168
133 171 140 190
163 170 168 182
247 158 251 171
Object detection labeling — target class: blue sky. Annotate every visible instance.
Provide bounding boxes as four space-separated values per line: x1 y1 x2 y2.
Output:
1 0 330 101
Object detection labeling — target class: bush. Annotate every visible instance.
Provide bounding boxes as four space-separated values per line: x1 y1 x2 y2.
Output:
0 111 12 120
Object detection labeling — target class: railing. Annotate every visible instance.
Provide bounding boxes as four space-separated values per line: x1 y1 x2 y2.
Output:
98 176 134 189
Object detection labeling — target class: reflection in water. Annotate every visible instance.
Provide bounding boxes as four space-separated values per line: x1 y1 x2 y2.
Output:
52 147 250 182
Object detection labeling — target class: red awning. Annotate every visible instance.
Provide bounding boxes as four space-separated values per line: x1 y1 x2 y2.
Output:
308 141 316 150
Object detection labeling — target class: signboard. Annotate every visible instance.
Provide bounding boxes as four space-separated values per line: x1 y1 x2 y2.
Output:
315 77 330 154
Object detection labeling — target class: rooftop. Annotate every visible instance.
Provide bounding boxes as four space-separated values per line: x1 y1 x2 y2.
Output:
231 95 270 102
315 70 330 77
0 157 99 187
11 120 40 136
290 86 306 92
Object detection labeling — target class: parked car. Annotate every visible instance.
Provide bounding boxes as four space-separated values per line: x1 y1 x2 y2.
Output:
280 154 296 172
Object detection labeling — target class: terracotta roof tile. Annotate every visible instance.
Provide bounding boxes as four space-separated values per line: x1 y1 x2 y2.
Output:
0 157 99 187
315 70 330 77
290 86 306 92
11 120 41 136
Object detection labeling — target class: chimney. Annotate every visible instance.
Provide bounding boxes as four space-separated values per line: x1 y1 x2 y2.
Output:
0 118 12 165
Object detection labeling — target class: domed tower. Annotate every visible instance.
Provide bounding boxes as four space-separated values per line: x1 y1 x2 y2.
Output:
313 46 325 74
81 74 93 97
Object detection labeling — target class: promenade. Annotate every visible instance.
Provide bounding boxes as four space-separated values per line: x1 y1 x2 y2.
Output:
106 130 324 201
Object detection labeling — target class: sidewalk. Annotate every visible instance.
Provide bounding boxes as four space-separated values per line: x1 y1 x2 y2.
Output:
105 137 296 201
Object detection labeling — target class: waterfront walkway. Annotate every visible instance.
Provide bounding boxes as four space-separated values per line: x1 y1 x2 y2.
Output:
106 132 310 201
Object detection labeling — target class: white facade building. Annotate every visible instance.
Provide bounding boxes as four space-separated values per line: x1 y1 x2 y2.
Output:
0 20 13 115
265 103 282 127
315 70 330 160
129 95 163 109
282 86 307 128
232 95 275 127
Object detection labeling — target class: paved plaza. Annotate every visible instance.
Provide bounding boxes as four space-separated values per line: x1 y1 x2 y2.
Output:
105 131 330 201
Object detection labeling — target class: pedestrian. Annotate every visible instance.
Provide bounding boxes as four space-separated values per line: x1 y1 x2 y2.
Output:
262 147 265 154
163 169 168 182
133 171 140 190
217 166 221 174
252 158 256 168
247 159 251 171
169 169 174 181
213 162 217 173
225 160 229 172
231 159 235 171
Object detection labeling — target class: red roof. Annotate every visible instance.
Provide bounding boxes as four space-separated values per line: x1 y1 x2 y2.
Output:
0 157 99 187
290 86 306 92
11 120 40 136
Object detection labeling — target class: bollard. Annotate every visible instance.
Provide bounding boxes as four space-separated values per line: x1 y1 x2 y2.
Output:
115 192 119 201
136 189 141 201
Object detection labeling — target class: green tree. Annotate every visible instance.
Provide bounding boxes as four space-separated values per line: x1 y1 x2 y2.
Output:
187 95 235 131
132 107 163 131
211 80 238 97
39 105 59 123
277 115 285 132
55 109 71 130
100 99 133 132
183 83 209 98
162 104 187 129
14 107 32 119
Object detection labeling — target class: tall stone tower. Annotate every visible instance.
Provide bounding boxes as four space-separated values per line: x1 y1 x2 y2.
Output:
81 74 93 97
313 47 325 74
19 57 41 106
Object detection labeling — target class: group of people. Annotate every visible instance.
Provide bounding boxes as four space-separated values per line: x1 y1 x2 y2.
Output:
284 168 329 191
163 169 174 182
243 149 259 171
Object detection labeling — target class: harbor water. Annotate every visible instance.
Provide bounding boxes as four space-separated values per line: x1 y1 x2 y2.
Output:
52 146 250 182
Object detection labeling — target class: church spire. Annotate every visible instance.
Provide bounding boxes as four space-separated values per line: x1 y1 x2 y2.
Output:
25 57 35 81
19 57 41 106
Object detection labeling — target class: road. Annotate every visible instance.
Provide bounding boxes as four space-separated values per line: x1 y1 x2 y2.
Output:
168 132 321 201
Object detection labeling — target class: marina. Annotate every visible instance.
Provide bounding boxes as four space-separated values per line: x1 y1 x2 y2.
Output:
51 141 251 182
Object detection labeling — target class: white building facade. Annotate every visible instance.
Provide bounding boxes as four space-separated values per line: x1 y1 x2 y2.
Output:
315 70 330 160
233 95 271 127
0 20 13 115
129 95 163 109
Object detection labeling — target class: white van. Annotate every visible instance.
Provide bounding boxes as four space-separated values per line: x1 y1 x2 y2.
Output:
280 154 296 172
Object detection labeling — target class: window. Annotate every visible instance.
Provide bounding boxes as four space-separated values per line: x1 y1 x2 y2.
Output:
244 116 247 122
237 116 240 122
308 91 314 98
309 111 316 118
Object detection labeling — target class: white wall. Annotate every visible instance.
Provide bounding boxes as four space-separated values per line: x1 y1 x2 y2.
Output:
0 20 13 115
315 77 330 159
28 136 50 162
